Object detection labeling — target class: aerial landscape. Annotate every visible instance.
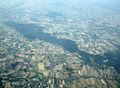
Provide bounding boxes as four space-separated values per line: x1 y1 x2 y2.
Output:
0 0 120 88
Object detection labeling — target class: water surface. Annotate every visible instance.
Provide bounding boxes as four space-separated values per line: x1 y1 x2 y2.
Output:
6 21 120 73
6 21 79 53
